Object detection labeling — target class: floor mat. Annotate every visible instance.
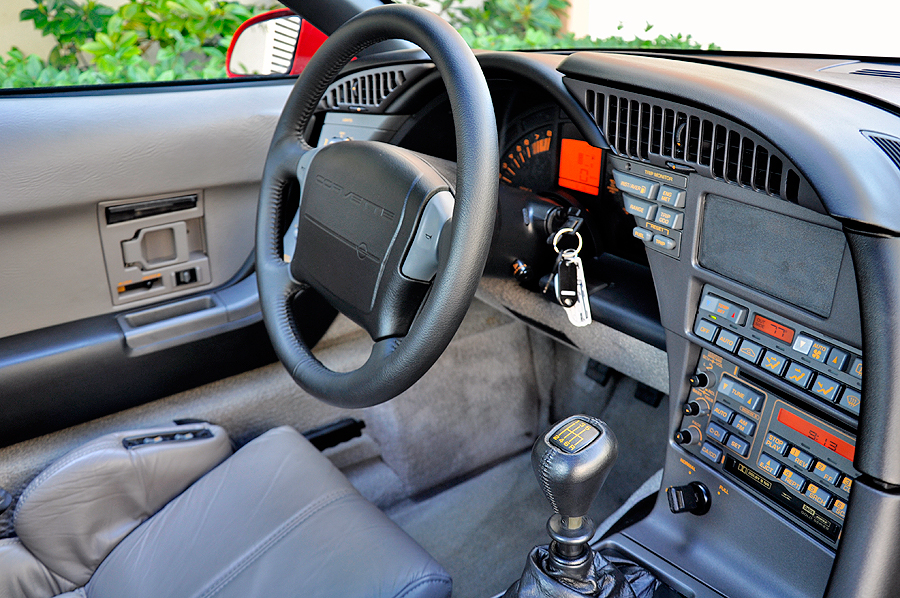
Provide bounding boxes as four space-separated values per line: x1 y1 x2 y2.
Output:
387 375 669 598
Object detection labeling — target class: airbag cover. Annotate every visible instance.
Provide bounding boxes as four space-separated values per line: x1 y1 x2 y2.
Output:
292 141 420 314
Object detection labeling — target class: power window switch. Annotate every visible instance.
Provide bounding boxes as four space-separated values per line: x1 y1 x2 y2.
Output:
175 268 198 286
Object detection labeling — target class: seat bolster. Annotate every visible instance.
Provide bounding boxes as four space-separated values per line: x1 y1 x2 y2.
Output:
86 426 451 598
13 423 232 587
0 538 76 598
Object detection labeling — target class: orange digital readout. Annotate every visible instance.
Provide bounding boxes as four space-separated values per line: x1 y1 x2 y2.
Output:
558 138 603 195
752 314 795 344
777 408 855 461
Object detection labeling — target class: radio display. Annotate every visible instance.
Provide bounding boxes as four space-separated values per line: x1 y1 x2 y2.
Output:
752 314 795 344
558 139 602 195
778 408 855 461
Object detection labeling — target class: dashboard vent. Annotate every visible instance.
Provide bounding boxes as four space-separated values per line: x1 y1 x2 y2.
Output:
850 68 900 79
320 64 428 112
581 87 803 202
864 131 900 171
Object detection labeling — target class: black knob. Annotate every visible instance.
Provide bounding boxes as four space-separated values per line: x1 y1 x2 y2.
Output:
674 429 693 445
512 259 531 284
682 401 702 416
666 482 711 515
689 373 709 388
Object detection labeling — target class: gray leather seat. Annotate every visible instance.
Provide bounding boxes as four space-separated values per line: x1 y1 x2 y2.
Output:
0 424 451 598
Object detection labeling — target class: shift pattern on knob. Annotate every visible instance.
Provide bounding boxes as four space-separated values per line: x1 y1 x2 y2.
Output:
533 415 618 519
550 419 600 453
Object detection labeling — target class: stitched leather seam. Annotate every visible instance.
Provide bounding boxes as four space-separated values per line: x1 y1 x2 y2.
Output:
194 488 356 598
14 438 121 526
392 574 452 598
539 448 558 512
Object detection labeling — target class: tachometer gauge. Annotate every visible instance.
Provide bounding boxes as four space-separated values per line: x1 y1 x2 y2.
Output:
500 128 556 193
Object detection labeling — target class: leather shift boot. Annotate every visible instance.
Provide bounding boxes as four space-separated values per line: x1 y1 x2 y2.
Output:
502 546 660 598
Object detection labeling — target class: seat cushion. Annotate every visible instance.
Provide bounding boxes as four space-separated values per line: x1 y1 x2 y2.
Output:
0 539 75 598
85 426 451 598
11 423 232 588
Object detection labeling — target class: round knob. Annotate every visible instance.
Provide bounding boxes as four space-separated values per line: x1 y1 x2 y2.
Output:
689 373 710 388
682 400 709 416
674 429 694 445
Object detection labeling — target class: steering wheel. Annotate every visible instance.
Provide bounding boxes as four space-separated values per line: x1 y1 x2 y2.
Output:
255 4 498 408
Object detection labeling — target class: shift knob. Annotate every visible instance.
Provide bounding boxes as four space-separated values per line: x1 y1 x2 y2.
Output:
532 415 618 578
532 415 618 519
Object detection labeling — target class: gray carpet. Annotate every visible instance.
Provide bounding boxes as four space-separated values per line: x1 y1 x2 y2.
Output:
387 374 669 598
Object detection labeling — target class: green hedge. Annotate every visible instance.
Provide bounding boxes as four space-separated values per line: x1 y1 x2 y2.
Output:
2 0 257 87
1 0 717 88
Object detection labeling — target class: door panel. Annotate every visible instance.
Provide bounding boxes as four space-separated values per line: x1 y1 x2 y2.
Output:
0 81 293 336
0 79 326 445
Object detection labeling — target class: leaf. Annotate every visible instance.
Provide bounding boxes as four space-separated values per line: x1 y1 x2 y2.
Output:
24 55 43 80
164 1 188 16
19 8 42 21
80 41 106 55
180 0 206 18
95 32 114 49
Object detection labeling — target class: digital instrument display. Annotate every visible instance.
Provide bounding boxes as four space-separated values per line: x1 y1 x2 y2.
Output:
752 314 795 344
778 409 855 461
558 139 602 195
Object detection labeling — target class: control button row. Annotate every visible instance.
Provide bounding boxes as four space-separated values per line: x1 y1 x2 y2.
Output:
693 317 862 415
758 453 848 519
613 169 686 205
705 421 751 458
623 196 685 231
791 333 862 378
763 433 853 494
710 400 757 436
632 227 679 252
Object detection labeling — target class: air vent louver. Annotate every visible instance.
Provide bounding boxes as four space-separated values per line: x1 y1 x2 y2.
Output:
864 132 900 172
851 68 900 79
320 64 427 112
585 88 802 202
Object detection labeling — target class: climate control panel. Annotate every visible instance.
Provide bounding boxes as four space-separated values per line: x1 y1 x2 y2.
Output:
677 349 858 549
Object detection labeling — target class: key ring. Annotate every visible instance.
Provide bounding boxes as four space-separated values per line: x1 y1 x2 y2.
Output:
552 227 583 254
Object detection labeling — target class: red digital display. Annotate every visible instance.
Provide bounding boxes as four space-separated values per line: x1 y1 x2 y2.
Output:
778 408 855 461
752 314 795 344
558 139 602 195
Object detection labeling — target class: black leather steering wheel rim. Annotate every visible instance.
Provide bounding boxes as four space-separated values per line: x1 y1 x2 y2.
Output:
255 4 498 408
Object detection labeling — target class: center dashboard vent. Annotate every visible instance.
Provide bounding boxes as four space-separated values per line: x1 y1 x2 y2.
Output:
320 64 429 113
573 83 806 204
850 68 900 79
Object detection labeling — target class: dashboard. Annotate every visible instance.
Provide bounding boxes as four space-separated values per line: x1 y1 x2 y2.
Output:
309 48 900 598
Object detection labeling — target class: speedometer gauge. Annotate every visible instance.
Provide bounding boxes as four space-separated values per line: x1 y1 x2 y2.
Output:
500 128 556 193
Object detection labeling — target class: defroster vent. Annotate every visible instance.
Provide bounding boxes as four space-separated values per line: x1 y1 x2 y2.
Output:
580 86 804 203
320 64 428 112
864 131 900 172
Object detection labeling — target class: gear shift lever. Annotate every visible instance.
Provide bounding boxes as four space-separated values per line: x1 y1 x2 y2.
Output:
532 415 618 578
503 415 661 598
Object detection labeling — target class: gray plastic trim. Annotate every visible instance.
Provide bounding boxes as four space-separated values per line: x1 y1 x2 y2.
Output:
401 190 454 281
558 52 900 233
117 274 261 355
